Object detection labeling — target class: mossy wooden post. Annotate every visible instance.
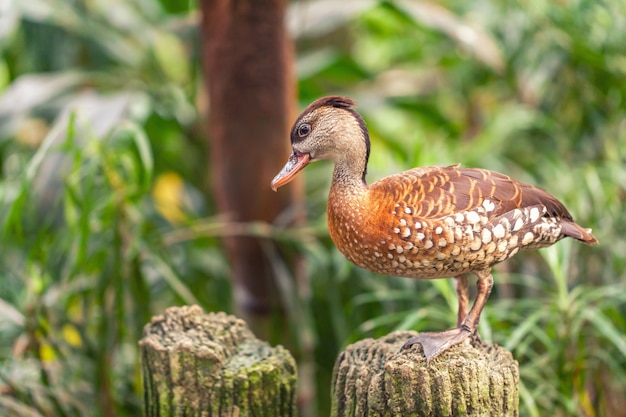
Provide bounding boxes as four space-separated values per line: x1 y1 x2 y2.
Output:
140 305 297 417
332 331 519 417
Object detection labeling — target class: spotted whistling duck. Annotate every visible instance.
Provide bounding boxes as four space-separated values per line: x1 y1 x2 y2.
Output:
271 96 598 362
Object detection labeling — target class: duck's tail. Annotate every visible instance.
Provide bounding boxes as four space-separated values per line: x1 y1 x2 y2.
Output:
561 221 599 245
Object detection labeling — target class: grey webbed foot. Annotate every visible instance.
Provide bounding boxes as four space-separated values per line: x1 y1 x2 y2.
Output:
402 327 473 364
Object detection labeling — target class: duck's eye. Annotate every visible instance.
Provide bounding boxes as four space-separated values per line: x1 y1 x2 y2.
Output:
298 124 311 137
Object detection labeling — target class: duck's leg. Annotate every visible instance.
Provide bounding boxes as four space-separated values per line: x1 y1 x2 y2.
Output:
402 269 493 363
454 274 469 327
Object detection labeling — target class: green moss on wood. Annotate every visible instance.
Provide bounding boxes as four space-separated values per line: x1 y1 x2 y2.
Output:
140 305 297 417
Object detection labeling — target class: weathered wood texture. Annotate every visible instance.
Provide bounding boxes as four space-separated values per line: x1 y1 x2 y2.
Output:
332 331 519 417
140 305 297 417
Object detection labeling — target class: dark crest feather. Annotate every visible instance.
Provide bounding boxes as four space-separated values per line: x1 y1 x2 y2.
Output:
309 96 356 111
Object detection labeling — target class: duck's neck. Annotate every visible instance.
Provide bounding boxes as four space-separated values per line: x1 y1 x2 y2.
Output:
327 157 369 263
330 156 368 194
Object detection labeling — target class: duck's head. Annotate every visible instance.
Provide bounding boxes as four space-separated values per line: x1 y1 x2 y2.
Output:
271 96 371 191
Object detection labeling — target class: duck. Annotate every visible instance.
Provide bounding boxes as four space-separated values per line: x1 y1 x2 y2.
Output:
271 96 598 362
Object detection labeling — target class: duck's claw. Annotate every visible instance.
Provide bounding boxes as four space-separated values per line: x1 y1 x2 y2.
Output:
402 327 473 364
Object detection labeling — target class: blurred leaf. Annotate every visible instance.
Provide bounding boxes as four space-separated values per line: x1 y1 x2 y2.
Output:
151 31 190 85
152 172 187 224
583 307 626 358
0 298 24 327
0 72 84 137
61 324 82 348
288 0 377 38
392 0 504 72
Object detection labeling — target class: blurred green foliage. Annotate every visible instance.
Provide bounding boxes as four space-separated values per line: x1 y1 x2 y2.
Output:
1 0 625 416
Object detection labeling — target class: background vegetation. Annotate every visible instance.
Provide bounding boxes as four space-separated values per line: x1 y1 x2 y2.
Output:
1 0 625 416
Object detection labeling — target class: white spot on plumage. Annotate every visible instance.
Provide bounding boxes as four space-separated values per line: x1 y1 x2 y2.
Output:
513 218 524 232
401 228 411 238
455 213 465 223
435 226 443 234
466 211 481 224
482 199 495 212
470 238 482 251
416 232 425 240
396 246 404 254
388 243 395 251
399 219 407 226
522 232 535 245
415 222 422 229
530 207 540 223
439 238 447 247
493 224 506 239
482 229 492 244
497 240 508 252
404 207 412 214
398 255 406 263
393 227 400 233
424 240 433 249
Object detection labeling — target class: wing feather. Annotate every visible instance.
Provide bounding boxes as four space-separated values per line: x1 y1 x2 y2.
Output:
370 165 574 221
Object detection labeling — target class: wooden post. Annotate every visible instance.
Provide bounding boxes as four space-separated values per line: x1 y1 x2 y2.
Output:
331 331 519 417
140 305 298 417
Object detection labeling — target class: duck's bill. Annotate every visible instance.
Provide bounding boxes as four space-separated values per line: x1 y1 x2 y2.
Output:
271 152 310 191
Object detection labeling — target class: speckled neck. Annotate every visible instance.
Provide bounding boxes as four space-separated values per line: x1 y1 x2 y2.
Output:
330 158 369 193
328 119 370 193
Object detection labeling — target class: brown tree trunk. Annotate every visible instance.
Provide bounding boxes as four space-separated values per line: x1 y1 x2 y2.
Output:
199 0 301 336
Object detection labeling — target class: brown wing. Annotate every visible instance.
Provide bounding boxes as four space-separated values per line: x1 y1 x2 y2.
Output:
369 164 574 221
